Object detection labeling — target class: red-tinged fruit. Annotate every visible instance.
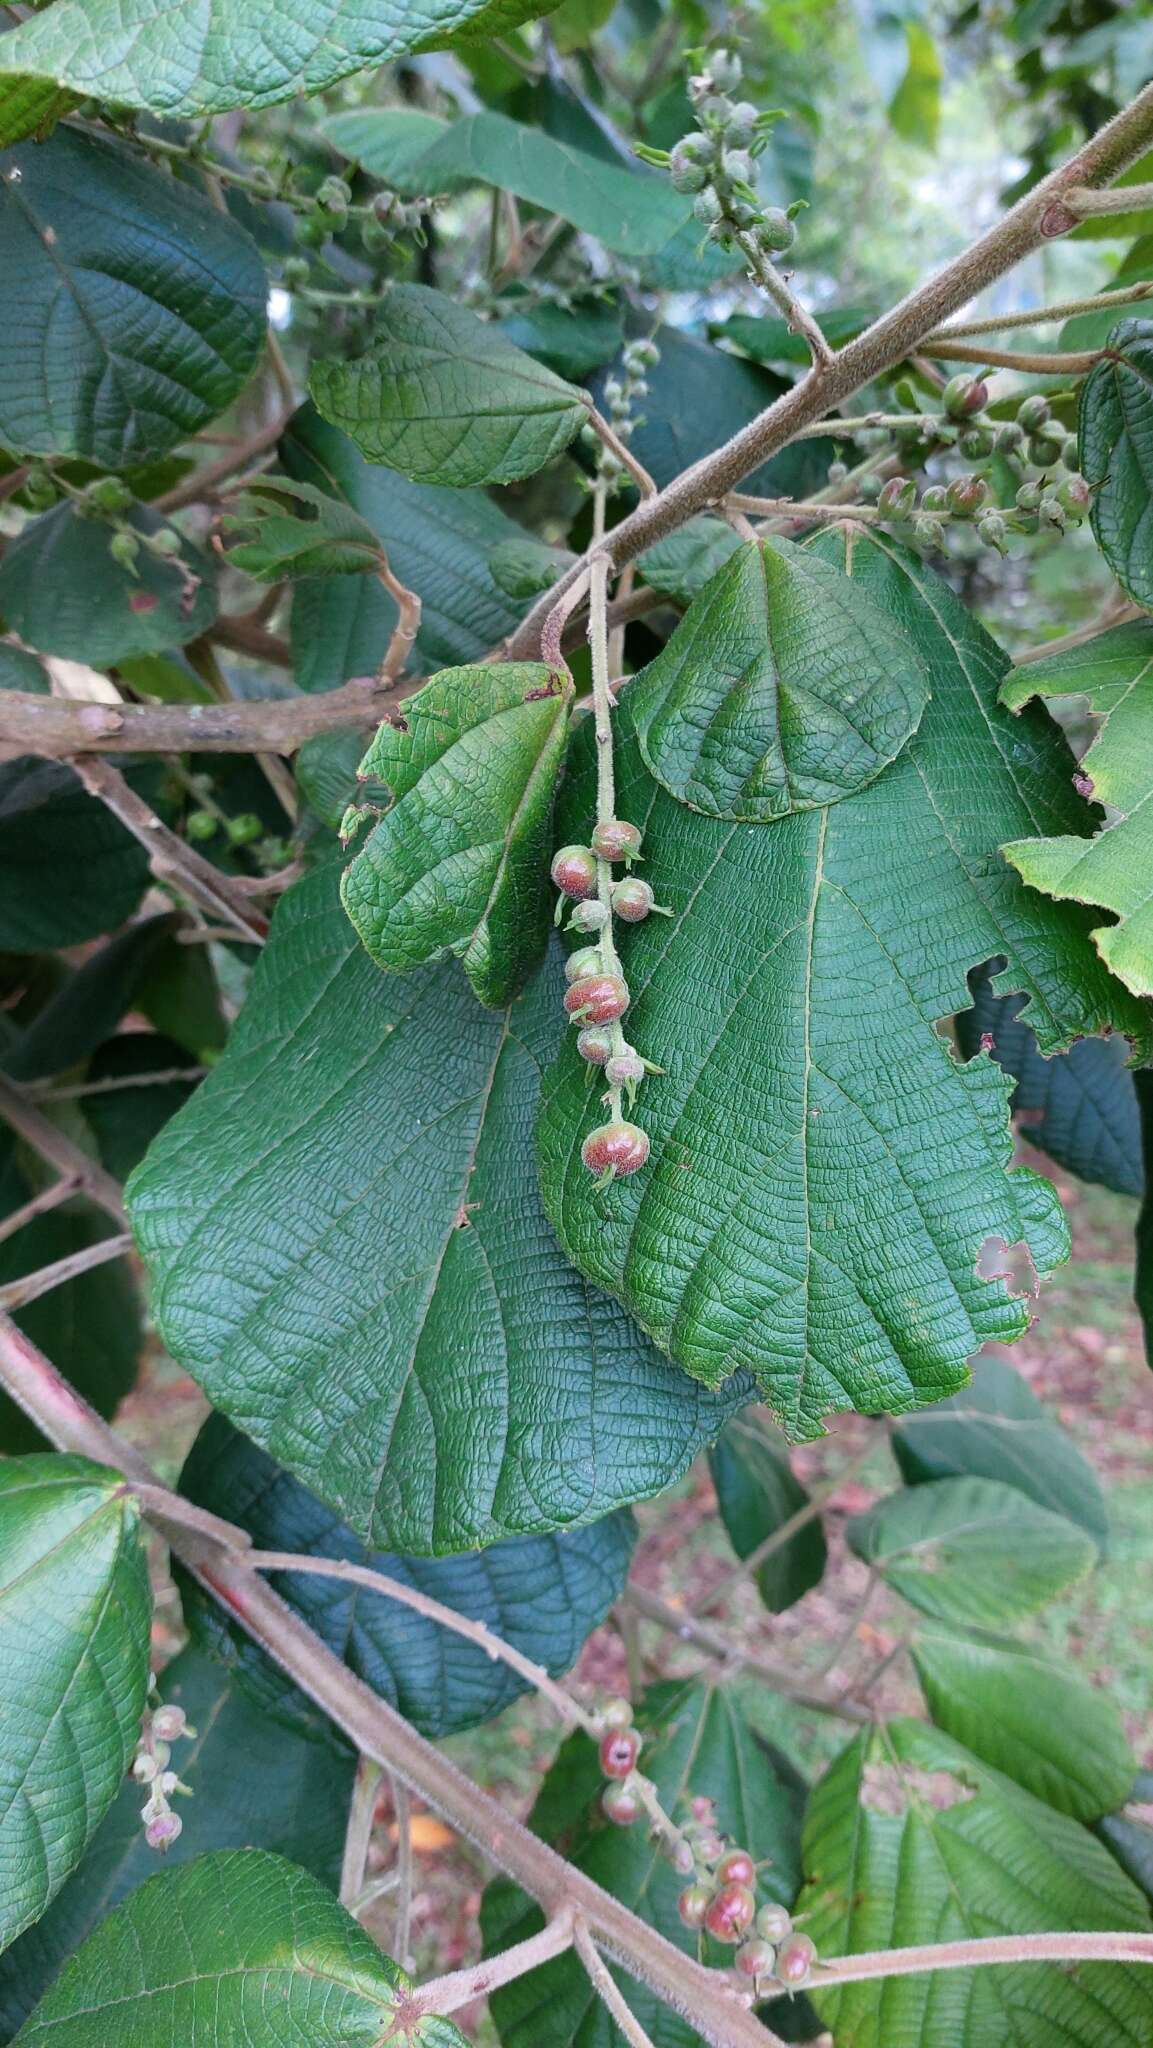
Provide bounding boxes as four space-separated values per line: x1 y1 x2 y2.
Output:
602 1782 641 1826
715 1849 756 1889
941 373 988 419
551 844 599 900
775 1932 817 1984
576 1026 614 1065
677 1884 713 1930
704 1883 757 1943
566 946 604 983
564 974 629 1024
581 1121 650 1178
592 818 643 863
734 1937 777 1981
611 877 657 922
600 1728 640 1778
755 1902 793 1943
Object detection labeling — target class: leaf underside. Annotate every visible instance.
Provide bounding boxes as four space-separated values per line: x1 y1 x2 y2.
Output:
1081 318 1153 607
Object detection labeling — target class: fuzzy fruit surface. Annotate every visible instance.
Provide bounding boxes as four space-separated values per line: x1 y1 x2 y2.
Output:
592 819 643 862
566 946 604 983
776 1932 817 1983
599 1728 640 1778
715 1849 756 1889
756 1902 793 1943
581 1121 650 1177
552 845 599 900
677 1884 712 1929
576 1026 614 1065
735 1937 777 1980
611 877 656 922
564 975 630 1024
602 1782 640 1825
704 1883 757 1943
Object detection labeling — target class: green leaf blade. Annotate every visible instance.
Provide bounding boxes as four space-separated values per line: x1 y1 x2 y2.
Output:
0 503 217 666
310 286 588 488
0 1456 151 1952
708 1413 826 1612
630 537 930 819
342 663 570 1008
846 1474 1096 1624
1082 317 1153 605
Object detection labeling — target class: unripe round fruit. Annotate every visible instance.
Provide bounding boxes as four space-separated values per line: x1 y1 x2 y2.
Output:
581 1120 650 1178
186 809 218 841
564 974 629 1024
150 1705 187 1742
756 1902 793 1943
710 49 743 91
735 1937 777 1980
995 420 1026 454
1062 434 1079 468
941 373 988 419
670 150 708 194
877 476 915 519
693 188 724 226
725 101 759 144
569 900 610 933
295 211 328 246
22 468 58 510
920 484 949 512
611 877 656 922
1029 430 1065 468
858 473 883 503
1016 480 1042 512
722 147 753 184
605 1049 645 1088
691 1828 726 1865
757 208 795 254
715 1848 757 1889
317 174 352 212
678 1884 713 1930
977 511 1007 551
592 818 643 862
599 1728 640 1778
151 527 182 557
911 514 940 548
109 531 141 570
1017 393 1051 432
282 254 311 287
552 845 599 900
566 946 604 983
1057 474 1091 514
602 1782 641 1826
577 1026 614 1065
227 812 264 846
959 424 993 459
85 474 132 514
601 1696 634 1730
945 473 989 518
775 1932 817 1985
703 1882 757 1944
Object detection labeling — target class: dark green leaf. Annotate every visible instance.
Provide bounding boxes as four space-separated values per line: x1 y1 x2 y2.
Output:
637 518 742 605
846 1475 1096 1623
80 1035 202 1183
12 1850 468 2046
0 503 217 665
0 126 265 468
708 1413 826 1613
1062 238 1153 351
342 664 569 1007
323 109 690 257
1097 1771 1153 1904
0 0 551 116
710 307 876 368
0 762 151 954
539 535 1145 1435
957 971 1143 1198
320 108 449 188
483 1680 805 2048
496 298 624 383
629 538 929 819
223 477 383 581
4 914 178 1084
1081 319 1153 607
179 1417 634 1744
0 1455 151 1951
891 1354 1109 1548
617 326 825 500
488 537 578 600
282 409 526 692
0 1646 355 2040
0 648 48 696
911 1629 1135 1821
126 857 748 1553
310 285 588 488
801 1718 1153 2048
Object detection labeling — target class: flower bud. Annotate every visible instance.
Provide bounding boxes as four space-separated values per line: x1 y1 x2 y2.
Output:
150 1705 187 1742
959 424 993 459
109 531 141 571
977 511 1008 552
941 374 988 420
725 101 759 144
709 49 743 91
1057 474 1091 518
995 420 1025 455
670 145 708 194
569 899 610 933
920 484 949 512
1029 430 1065 469
877 476 916 519
945 473 989 518
144 1810 183 1852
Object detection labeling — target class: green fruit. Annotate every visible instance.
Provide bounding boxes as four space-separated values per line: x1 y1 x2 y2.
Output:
150 528 182 558
108 530 141 571
757 208 795 254
226 812 264 847
1017 393 1051 432
941 374 987 420
186 809 218 841
85 474 132 515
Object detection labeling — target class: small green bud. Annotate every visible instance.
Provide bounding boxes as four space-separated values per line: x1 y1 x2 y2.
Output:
1017 393 1051 432
911 513 941 548
1057 474 1091 518
945 472 990 518
720 147 753 184
281 255 311 287
828 460 848 486
1062 434 1079 469
877 475 916 519
920 484 949 512
316 174 352 214
1029 430 1065 469
709 49 743 91
295 212 328 247
108 530 141 571
994 420 1025 455
1015 479 1043 512
669 147 708 194
977 510 1007 551
692 188 724 226
858 474 883 502
941 374 988 420
1038 491 1066 530
22 467 58 511
186 809 218 842
959 424 993 459
226 812 264 846
724 102 759 145
150 527 182 557
756 207 795 254
699 93 734 125
85 474 132 514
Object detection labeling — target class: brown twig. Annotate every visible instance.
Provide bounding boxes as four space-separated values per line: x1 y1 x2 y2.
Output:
0 1232 133 1309
70 759 268 943
624 1584 871 1723
734 228 834 370
919 339 1104 373
154 410 295 513
0 1074 127 1225
374 557 422 685
0 1176 80 1246
574 1918 660 2048
340 1757 384 1911
770 1932 1153 1998
924 278 1153 339
585 407 658 498
0 672 409 760
416 1915 576 2018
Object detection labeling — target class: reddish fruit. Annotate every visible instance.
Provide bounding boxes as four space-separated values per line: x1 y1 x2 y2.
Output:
566 946 604 983
564 974 629 1024
670 1838 697 1876
551 844 599 900
755 1902 793 1943
775 1932 817 1985
690 1796 717 1824
592 819 643 863
704 1883 757 1944
611 877 655 922
715 1849 757 1889
599 1728 640 1778
734 1937 777 1981
945 473 989 519
576 1026 614 1065
602 1782 641 1826
677 1884 713 1930
605 1049 645 1088
600 1696 634 1730
581 1121 650 1178
942 373 988 419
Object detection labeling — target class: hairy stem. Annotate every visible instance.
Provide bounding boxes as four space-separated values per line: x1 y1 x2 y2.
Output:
924 279 1153 337
0 1073 127 1225
625 1584 870 1723
340 1757 383 1911
0 671 415 759
920 339 1104 372
0 1232 133 1310
416 1914 575 2018
734 229 834 369
586 407 658 497
774 1931 1153 1995
574 1918 661 2048
71 759 268 943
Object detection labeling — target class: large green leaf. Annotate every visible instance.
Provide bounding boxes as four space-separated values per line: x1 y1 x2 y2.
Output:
891 1355 1108 1548
0 1456 151 1953
1002 621 1153 999
483 1679 805 2048
800 1718 1153 2048
1081 319 1153 605
614 326 825 502
310 285 587 488
222 477 384 581
0 126 265 468
0 762 151 954
538 534 1147 1435
707 1413 826 1613
846 1475 1095 1624
342 664 569 1008
12 1849 468 2046
0 503 217 665
911 1629 1135 1822
956 973 1143 1199
323 109 690 257
126 857 747 1554
0 0 552 117
0 1647 355 2040
637 519 743 606
179 1418 633 1744
282 409 526 693
629 538 929 819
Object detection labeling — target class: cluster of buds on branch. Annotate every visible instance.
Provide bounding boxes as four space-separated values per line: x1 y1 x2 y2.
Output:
580 336 660 496
130 1696 194 1852
637 47 799 262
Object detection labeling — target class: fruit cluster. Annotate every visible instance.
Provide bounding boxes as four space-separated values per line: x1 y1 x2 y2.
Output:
131 1699 194 1852
581 336 661 495
595 1708 819 1996
653 48 799 262
552 819 667 1183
